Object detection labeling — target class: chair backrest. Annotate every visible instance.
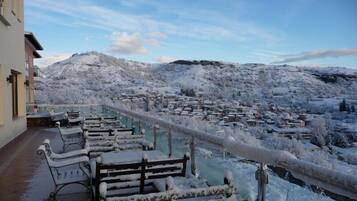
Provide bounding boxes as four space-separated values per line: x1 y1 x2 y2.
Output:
37 145 58 183
42 139 54 156
94 153 190 199
67 111 80 118
37 145 62 168
99 172 235 201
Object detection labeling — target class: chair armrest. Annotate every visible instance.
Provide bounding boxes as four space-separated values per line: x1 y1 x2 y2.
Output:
49 156 89 168
52 149 88 159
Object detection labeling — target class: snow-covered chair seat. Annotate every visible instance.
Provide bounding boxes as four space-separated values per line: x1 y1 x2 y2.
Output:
37 145 91 199
93 151 190 200
58 125 83 135
43 139 88 160
99 173 236 201
69 116 84 124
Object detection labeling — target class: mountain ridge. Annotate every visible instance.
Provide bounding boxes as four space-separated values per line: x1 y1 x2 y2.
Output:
36 51 357 106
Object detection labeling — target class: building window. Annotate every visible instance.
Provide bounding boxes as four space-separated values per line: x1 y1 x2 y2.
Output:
10 0 15 15
0 0 4 16
9 0 22 22
0 0 10 26
0 66 4 125
11 70 19 118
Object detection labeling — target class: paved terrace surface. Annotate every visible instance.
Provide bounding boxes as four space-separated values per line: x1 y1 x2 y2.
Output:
0 127 90 201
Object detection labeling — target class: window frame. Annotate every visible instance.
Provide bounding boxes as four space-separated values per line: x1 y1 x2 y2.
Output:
0 0 10 26
0 65 4 125
11 70 19 118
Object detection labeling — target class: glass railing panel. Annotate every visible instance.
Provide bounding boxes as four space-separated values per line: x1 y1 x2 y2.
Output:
23 104 344 201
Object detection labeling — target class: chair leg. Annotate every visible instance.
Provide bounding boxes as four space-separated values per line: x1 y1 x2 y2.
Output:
50 182 91 200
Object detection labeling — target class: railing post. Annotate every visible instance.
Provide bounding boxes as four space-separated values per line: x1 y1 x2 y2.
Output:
153 124 159 150
168 128 172 157
190 136 197 176
256 163 268 201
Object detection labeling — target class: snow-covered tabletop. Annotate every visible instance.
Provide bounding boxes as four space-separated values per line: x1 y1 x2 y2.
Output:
100 150 167 165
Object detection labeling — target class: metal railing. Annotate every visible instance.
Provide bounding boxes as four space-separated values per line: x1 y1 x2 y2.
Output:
102 104 357 200
28 104 357 200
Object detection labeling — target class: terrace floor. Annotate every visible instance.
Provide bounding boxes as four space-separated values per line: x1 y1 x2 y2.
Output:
0 127 90 201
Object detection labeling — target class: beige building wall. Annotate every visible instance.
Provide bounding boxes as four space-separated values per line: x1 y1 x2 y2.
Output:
0 0 26 148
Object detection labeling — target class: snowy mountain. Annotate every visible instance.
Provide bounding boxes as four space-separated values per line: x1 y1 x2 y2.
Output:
35 51 357 106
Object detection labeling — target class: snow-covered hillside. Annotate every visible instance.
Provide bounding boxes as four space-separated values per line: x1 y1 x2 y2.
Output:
35 51 357 106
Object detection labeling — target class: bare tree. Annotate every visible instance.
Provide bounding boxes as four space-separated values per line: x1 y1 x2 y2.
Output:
310 117 328 147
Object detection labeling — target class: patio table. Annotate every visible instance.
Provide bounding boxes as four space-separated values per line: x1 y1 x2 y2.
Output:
100 150 167 165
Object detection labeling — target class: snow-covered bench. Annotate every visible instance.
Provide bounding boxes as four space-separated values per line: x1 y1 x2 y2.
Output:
43 139 88 160
67 111 83 126
84 128 134 137
93 151 190 201
67 111 80 118
99 173 236 201
37 145 91 199
85 135 153 158
85 116 117 121
83 122 124 130
83 116 123 129
56 122 84 151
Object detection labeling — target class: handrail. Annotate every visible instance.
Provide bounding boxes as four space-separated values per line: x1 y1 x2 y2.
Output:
27 103 100 107
103 104 357 200
29 103 357 199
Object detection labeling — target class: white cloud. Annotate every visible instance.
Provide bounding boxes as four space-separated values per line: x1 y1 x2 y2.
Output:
109 31 166 55
109 32 147 54
155 56 177 63
272 48 357 64
35 53 71 68
26 0 278 43
145 32 166 46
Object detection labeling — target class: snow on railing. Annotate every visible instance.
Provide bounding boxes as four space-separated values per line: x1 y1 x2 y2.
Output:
29 103 357 199
103 104 357 200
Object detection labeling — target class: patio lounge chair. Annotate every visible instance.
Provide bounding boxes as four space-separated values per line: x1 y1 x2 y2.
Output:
37 145 92 199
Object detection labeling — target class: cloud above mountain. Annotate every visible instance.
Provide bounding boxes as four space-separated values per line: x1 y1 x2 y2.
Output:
35 53 71 68
273 48 357 64
155 56 177 63
109 32 165 55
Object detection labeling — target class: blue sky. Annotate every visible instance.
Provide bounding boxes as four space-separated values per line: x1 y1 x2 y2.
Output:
25 0 357 68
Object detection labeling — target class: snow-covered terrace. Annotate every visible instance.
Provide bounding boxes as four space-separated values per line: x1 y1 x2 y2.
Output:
1 104 356 201
0 127 90 201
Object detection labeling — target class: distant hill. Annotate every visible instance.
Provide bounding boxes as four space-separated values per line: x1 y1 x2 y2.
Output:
35 51 357 106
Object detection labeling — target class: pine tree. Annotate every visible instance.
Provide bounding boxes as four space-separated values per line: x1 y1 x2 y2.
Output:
339 99 348 112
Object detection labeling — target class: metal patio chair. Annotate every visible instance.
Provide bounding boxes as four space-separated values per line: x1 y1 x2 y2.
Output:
56 122 84 151
37 145 92 199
